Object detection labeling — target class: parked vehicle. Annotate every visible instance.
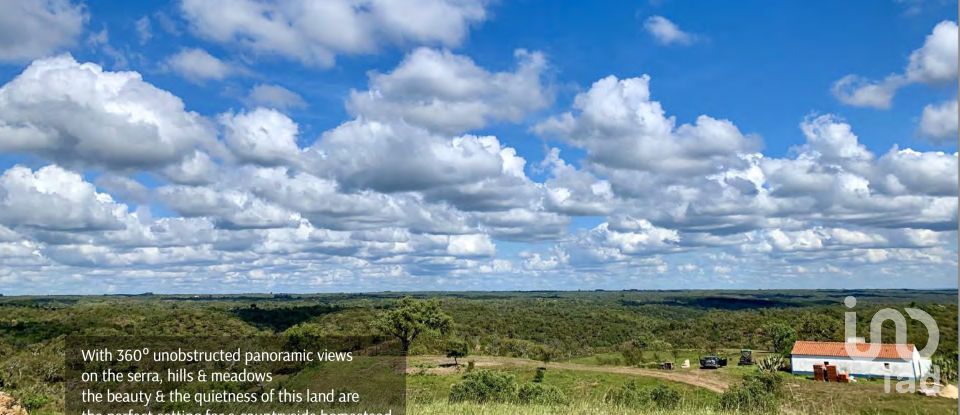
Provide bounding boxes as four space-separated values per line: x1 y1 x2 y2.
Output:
699 356 722 369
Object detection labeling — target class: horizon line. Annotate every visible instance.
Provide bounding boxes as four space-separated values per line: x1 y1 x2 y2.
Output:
3 287 957 298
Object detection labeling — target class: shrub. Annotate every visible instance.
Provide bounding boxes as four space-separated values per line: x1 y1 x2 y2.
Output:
533 367 546 383
449 370 518 403
596 355 624 366
491 338 545 359
604 381 649 407
621 344 644 366
748 370 783 393
718 371 783 413
605 381 681 409
516 382 567 405
449 369 569 406
537 346 555 364
648 384 681 409
934 353 958 383
17 390 51 411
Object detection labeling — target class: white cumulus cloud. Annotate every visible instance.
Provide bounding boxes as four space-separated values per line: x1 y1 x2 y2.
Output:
244 84 307 110
643 16 696 46
220 108 302 166
833 21 957 108
918 98 958 141
0 0 87 62
348 48 550 134
535 75 756 177
446 234 495 257
163 48 234 83
0 55 217 169
0 165 129 231
180 0 488 67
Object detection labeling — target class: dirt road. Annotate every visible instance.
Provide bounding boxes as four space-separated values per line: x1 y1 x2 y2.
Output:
410 355 730 393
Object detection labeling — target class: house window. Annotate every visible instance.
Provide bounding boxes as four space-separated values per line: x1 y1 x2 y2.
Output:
884 363 890 369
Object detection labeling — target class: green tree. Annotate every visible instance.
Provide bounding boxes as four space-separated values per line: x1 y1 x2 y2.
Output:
283 322 328 351
537 345 554 365
621 343 643 366
763 323 797 356
377 297 452 354
446 339 469 365
798 312 838 341
622 334 652 366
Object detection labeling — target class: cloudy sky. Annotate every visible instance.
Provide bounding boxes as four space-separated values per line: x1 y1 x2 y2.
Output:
0 0 956 294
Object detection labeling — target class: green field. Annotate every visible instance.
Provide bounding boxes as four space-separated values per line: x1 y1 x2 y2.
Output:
0 289 956 414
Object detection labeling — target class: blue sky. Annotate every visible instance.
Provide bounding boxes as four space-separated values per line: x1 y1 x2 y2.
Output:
0 0 956 294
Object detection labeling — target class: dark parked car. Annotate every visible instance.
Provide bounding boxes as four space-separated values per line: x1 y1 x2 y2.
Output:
699 356 722 369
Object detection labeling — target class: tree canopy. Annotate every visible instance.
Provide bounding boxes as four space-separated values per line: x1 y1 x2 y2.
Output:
377 296 452 353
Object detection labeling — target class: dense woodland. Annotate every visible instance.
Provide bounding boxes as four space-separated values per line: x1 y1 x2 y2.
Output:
0 289 956 414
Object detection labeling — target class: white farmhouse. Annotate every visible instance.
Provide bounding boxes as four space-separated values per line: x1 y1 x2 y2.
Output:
790 340 932 380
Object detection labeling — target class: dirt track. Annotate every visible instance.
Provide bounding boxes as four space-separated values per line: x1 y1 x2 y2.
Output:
410 355 730 393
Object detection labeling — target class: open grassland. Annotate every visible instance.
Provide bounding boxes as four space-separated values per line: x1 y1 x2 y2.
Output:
409 401 723 414
408 360 719 403
781 377 958 414
406 354 957 414
0 289 955 414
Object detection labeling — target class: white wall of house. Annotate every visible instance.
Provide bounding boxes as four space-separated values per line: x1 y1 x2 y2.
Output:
918 357 933 378
791 354 919 379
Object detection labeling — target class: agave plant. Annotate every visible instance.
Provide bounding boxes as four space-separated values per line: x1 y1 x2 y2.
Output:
757 354 784 373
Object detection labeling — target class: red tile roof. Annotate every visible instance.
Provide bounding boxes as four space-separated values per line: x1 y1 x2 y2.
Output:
791 341 914 361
